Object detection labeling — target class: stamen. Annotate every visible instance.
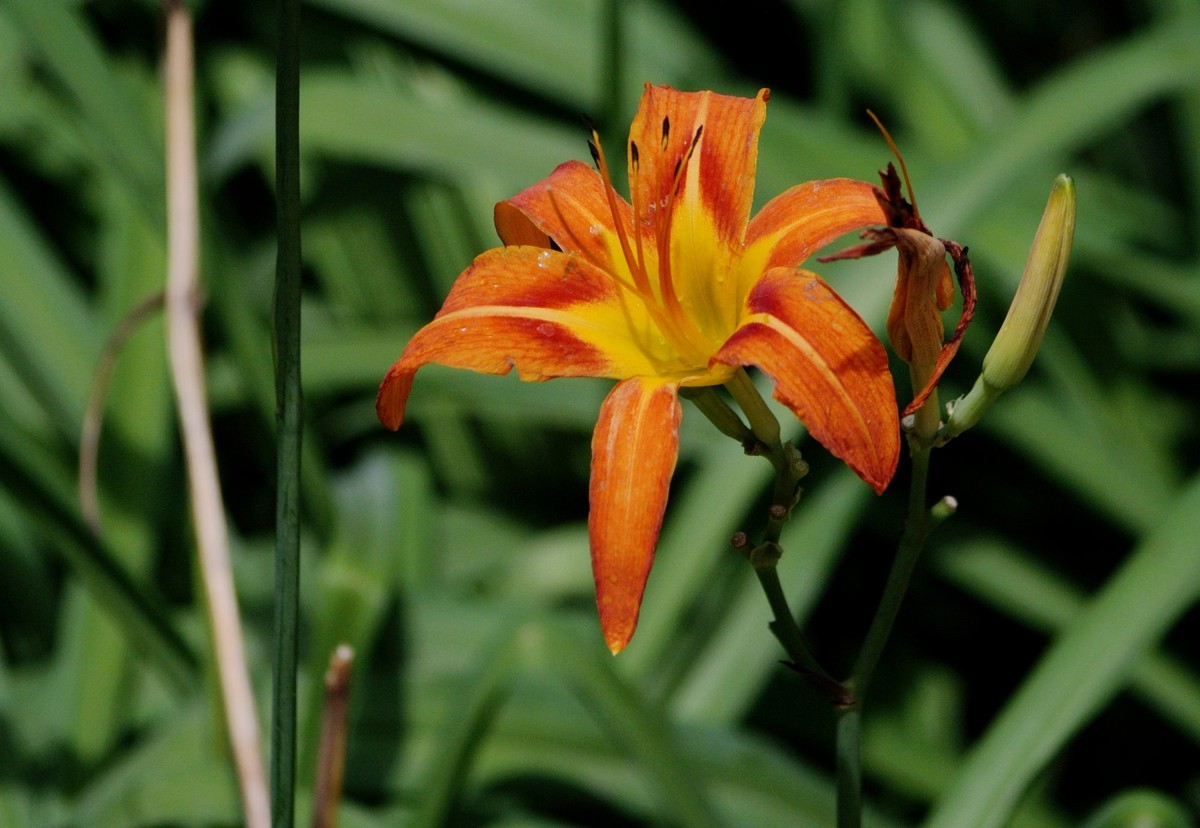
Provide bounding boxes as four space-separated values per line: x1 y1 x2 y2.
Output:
588 127 694 353
588 128 650 298
579 120 713 365
655 125 706 347
670 127 703 194
867 110 919 219
629 140 647 275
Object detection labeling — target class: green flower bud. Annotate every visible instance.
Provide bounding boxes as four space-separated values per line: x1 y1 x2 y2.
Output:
982 174 1076 390
940 175 1075 442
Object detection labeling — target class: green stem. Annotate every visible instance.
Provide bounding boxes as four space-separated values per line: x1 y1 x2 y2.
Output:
836 707 862 828
723 370 805 540
852 439 938 698
725 368 781 452
271 0 302 823
679 386 755 447
750 558 848 704
720 370 844 702
833 430 955 827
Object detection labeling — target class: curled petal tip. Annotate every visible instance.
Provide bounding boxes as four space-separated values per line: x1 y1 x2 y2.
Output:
375 368 413 430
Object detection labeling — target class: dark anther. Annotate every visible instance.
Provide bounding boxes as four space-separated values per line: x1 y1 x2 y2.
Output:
630 141 640 167
692 124 703 145
587 140 600 166
581 115 597 133
661 116 670 147
672 158 682 180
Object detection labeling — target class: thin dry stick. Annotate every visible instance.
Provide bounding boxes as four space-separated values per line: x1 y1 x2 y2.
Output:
312 645 355 828
163 3 270 825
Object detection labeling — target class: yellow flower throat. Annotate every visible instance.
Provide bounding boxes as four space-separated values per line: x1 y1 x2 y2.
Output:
587 120 724 374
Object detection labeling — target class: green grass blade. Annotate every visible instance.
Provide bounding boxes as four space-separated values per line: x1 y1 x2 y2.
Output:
930 13 1200 231
926 472 1200 828
4 0 163 227
272 0 303 822
938 540 1200 746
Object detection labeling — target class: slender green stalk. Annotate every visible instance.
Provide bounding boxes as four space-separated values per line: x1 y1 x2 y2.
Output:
835 707 862 828
833 434 955 827
724 370 807 542
721 370 842 701
750 559 847 703
722 370 956 825
725 368 781 453
852 441 931 696
679 387 755 446
272 0 303 823
852 440 955 697
828 439 935 828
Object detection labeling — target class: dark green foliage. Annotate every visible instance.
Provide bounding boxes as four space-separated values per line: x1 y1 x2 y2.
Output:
0 1 1198 825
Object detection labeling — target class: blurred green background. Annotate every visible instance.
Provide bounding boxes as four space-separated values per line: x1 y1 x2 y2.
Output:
2 0 1199 826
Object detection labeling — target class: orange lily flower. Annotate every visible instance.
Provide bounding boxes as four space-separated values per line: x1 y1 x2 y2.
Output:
378 84 900 653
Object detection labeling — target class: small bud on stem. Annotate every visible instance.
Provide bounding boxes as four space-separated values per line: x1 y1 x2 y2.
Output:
941 175 1076 441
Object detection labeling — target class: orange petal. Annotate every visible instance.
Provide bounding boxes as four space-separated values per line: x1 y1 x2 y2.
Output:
589 376 681 654
494 160 631 270
628 84 768 250
623 85 769 337
713 269 899 493
742 178 887 283
376 246 660 430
